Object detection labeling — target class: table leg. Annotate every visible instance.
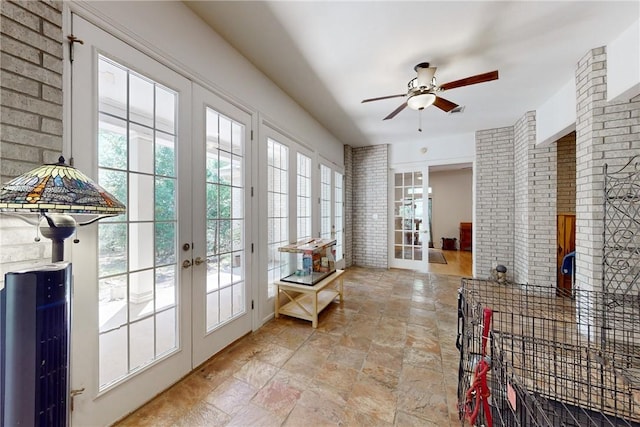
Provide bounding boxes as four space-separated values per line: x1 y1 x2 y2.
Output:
274 284 280 318
312 291 318 328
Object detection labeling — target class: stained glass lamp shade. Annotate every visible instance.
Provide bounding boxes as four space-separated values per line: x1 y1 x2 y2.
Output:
0 156 126 261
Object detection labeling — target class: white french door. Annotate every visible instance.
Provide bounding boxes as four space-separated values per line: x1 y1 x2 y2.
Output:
70 15 253 426
191 85 252 367
389 168 429 271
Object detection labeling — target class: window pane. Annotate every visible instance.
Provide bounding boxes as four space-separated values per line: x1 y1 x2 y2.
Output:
129 223 154 271
155 86 176 134
99 114 127 170
155 132 175 177
99 223 127 276
156 266 176 310
156 308 176 356
206 291 220 330
129 173 154 222
98 58 127 119
155 222 176 266
130 317 154 370
129 269 154 321
155 177 176 221
99 274 127 333
129 124 154 174
99 327 127 387
99 169 127 212
129 73 154 127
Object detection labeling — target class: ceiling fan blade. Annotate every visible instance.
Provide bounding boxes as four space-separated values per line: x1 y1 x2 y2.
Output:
362 94 406 103
383 102 408 120
433 96 459 112
439 70 499 91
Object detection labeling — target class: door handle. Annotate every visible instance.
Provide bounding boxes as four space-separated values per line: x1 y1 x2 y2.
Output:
194 256 205 266
182 260 192 269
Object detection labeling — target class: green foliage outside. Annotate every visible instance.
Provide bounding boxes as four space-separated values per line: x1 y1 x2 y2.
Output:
97 126 242 277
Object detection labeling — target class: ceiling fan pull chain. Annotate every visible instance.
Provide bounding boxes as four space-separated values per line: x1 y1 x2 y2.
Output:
418 109 423 132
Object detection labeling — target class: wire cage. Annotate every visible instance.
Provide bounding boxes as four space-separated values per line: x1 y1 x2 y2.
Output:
457 279 640 427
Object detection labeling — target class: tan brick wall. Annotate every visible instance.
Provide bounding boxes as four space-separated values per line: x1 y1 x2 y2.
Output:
556 131 576 215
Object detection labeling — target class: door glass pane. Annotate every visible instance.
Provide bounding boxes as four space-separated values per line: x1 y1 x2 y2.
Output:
393 172 424 261
297 153 311 240
320 165 331 239
97 55 179 390
205 107 246 332
267 138 288 298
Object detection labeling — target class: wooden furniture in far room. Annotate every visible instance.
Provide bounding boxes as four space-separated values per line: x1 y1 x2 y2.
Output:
557 214 576 293
460 222 472 251
274 269 344 328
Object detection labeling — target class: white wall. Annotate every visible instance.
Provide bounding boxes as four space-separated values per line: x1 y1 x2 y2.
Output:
429 169 473 249
537 18 640 146
389 132 475 168
608 19 640 102
536 78 576 146
72 0 344 165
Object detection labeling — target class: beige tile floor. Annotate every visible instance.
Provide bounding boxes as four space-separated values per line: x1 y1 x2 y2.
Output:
116 266 465 427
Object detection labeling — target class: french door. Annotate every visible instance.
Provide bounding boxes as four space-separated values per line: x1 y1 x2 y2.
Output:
191 85 252 367
70 15 252 426
389 168 429 271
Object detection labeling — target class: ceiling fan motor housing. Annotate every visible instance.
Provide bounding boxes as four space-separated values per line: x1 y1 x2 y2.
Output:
413 62 437 89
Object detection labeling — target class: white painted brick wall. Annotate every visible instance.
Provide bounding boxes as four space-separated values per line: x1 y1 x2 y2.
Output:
575 46 640 295
515 111 557 286
0 0 64 284
352 145 388 268
475 127 515 279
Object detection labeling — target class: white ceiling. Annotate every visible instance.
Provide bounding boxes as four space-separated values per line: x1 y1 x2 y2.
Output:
184 1 639 148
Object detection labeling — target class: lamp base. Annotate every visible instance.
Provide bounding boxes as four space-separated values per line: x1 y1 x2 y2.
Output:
39 214 76 263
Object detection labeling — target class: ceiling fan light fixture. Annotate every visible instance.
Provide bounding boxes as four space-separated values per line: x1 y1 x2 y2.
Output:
407 92 436 110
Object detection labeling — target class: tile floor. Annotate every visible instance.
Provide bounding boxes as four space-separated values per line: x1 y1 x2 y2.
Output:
116 267 464 426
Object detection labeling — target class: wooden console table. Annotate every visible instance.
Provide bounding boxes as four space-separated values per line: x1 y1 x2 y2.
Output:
274 269 344 328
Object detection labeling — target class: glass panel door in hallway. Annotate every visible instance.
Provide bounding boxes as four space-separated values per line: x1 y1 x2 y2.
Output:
191 85 252 367
390 170 428 271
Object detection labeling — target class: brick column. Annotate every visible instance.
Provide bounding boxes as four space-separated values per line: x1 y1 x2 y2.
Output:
513 111 557 286
352 145 388 268
0 0 64 281
475 127 515 279
575 46 640 293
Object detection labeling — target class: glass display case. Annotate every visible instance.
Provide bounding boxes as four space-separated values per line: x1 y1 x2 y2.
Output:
278 238 336 286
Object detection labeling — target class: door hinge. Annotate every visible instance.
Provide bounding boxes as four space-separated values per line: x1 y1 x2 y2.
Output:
251 186 254 197
67 34 84 63
251 300 254 310
70 387 85 411
251 243 254 253
251 130 254 141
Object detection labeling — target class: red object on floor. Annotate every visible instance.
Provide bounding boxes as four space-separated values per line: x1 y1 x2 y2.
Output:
464 308 493 427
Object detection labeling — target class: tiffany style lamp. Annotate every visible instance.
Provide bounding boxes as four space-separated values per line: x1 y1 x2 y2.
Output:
0 156 126 262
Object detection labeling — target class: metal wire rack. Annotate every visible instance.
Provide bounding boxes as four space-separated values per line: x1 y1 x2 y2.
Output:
457 156 640 426
457 279 640 426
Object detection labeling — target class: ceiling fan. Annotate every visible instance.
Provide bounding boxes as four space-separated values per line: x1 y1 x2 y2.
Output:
362 62 499 120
